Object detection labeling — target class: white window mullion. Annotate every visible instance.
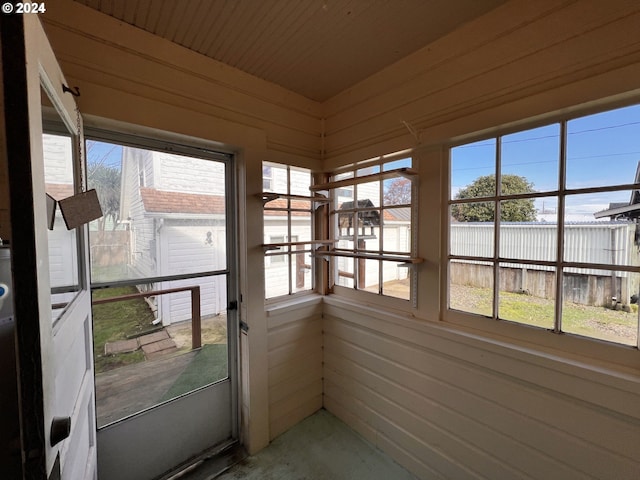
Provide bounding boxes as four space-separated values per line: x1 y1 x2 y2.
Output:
555 120 568 334
287 166 293 295
493 136 502 320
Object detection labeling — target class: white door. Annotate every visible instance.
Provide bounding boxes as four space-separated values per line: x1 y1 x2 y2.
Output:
2 15 97 479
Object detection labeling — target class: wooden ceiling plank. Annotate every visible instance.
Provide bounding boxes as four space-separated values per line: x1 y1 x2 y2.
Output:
189 0 226 53
253 0 323 80
215 0 262 65
79 0 101 10
267 0 371 99
247 0 310 78
232 0 288 71
266 0 359 83
162 0 194 42
70 0 507 101
176 0 212 47
198 0 241 59
221 0 277 68
122 0 139 24
111 0 125 19
99 0 114 17
144 0 164 33
153 0 180 37
132 0 152 27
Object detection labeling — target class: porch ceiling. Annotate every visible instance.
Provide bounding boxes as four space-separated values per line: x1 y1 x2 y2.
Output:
72 0 506 102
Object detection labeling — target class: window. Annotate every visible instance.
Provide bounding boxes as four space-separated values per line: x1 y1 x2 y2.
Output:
263 162 314 299
43 131 81 321
325 154 416 301
448 103 640 348
262 165 273 191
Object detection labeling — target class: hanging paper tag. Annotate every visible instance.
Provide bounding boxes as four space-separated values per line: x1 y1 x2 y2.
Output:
58 189 103 230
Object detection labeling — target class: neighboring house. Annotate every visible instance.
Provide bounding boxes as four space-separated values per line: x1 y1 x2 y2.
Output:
262 197 314 298
594 161 640 223
262 164 412 296
120 147 227 325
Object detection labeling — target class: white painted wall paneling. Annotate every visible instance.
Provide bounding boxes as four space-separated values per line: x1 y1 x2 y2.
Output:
266 299 323 438
323 299 640 480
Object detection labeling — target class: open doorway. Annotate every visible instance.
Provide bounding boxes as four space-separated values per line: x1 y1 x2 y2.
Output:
84 131 238 480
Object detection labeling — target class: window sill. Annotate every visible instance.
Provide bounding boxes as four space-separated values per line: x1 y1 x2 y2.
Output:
444 308 640 377
265 293 323 317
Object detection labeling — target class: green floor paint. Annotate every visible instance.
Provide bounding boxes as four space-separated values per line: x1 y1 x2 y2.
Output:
161 343 228 401
215 409 418 480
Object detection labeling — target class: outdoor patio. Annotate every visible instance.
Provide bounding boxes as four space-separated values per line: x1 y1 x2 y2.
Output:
95 315 228 427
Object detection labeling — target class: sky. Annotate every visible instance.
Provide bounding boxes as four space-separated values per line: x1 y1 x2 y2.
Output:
451 103 640 221
86 140 122 169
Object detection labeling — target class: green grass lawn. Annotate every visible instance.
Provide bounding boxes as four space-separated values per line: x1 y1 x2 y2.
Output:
451 285 638 346
92 286 157 373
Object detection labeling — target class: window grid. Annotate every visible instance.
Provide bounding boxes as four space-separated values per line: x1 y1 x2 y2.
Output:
448 105 640 348
329 155 415 301
263 162 314 299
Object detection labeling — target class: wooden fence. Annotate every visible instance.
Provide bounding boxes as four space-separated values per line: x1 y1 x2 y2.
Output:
90 230 129 267
450 262 628 307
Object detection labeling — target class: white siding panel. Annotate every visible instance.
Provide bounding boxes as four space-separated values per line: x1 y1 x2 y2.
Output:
165 225 225 273
324 337 595 480
125 148 159 279
159 224 226 323
43 134 73 184
156 153 226 195
323 299 640 480
270 392 323 440
266 302 323 440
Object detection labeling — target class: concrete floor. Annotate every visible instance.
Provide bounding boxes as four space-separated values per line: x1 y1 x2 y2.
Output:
202 409 417 480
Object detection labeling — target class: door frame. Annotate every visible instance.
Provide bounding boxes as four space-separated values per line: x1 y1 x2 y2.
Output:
84 127 240 479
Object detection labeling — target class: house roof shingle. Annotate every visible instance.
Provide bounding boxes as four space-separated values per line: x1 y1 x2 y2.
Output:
140 187 226 215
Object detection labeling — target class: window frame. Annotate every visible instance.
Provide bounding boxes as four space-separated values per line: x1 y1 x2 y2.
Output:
443 101 640 366
262 161 316 301
324 152 419 306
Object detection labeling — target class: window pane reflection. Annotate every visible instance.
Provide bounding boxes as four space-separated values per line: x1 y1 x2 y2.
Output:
43 132 81 319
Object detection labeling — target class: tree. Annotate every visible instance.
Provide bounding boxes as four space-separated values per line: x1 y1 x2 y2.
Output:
451 174 536 222
87 142 121 230
383 177 411 205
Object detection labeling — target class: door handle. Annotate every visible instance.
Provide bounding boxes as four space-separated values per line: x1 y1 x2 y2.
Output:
50 417 71 447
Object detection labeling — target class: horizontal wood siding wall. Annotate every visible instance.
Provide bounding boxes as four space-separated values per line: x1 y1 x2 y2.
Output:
323 0 640 167
41 0 322 164
323 299 640 480
267 299 323 439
